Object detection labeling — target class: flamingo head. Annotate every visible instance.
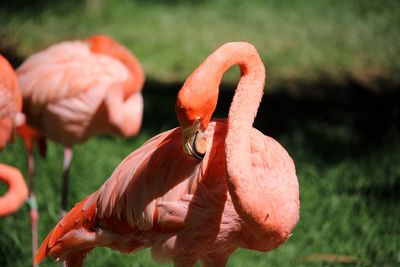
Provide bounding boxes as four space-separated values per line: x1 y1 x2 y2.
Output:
85 35 129 65
175 74 218 160
85 35 121 51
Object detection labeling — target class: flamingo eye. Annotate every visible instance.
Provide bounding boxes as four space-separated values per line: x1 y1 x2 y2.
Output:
191 130 207 160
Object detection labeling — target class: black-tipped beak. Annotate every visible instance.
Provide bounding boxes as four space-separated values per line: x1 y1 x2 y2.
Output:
182 117 207 160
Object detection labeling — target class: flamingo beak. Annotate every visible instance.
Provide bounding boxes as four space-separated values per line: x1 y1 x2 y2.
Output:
182 117 207 160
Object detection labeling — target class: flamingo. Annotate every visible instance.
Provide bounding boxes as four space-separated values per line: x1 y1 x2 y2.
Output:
0 56 28 217
17 34 145 218
0 54 39 265
35 42 299 267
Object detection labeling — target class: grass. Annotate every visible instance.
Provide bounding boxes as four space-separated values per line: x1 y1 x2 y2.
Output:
0 0 399 87
0 0 399 266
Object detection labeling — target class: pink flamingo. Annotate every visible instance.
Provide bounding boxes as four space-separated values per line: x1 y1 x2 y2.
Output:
0 56 28 217
0 54 38 265
17 35 145 217
35 42 299 267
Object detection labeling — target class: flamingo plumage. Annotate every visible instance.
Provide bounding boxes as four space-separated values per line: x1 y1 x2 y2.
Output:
17 35 145 216
35 42 299 267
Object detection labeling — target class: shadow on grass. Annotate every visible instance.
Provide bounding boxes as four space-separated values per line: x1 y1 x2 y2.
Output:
0 0 80 13
358 178 400 202
142 79 400 160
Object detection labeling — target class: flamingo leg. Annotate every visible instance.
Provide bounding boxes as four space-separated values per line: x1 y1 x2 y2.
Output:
26 150 38 267
60 147 73 217
60 147 73 267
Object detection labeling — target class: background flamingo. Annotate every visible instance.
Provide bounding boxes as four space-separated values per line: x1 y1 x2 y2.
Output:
0 56 28 217
0 54 37 264
17 35 145 218
34 42 299 267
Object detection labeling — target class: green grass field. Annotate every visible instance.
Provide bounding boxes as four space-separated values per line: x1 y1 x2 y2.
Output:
0 0 399 266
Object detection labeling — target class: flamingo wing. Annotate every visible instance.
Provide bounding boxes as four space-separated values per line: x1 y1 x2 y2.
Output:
35 122 229 265
34 127 203 264
91 127 205 230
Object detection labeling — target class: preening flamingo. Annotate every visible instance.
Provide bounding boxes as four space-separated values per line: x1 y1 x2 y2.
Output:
35 42 299 267
17 35 145 216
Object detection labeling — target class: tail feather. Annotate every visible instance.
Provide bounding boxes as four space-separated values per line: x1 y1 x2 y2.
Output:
34 228 53 265
35 196 97 266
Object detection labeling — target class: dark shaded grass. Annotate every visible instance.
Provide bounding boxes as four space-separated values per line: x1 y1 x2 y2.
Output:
0 78 399 266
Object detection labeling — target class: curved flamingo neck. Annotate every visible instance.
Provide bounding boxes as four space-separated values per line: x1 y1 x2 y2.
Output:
180 43 271 241
217 45 295 251
184 42 265 146
188 42 284 248
219 45 268 231
198 43 266 178
86 35 145 94
0 164 28 217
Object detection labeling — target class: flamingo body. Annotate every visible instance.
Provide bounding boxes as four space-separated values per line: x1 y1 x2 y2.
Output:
17 36 144 147
36 42 299 267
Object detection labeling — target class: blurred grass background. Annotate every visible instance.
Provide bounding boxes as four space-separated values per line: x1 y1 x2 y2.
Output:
0 0 399 266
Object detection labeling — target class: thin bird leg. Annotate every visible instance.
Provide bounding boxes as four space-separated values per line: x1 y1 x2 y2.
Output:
60 147 73 218
26 149 38 267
